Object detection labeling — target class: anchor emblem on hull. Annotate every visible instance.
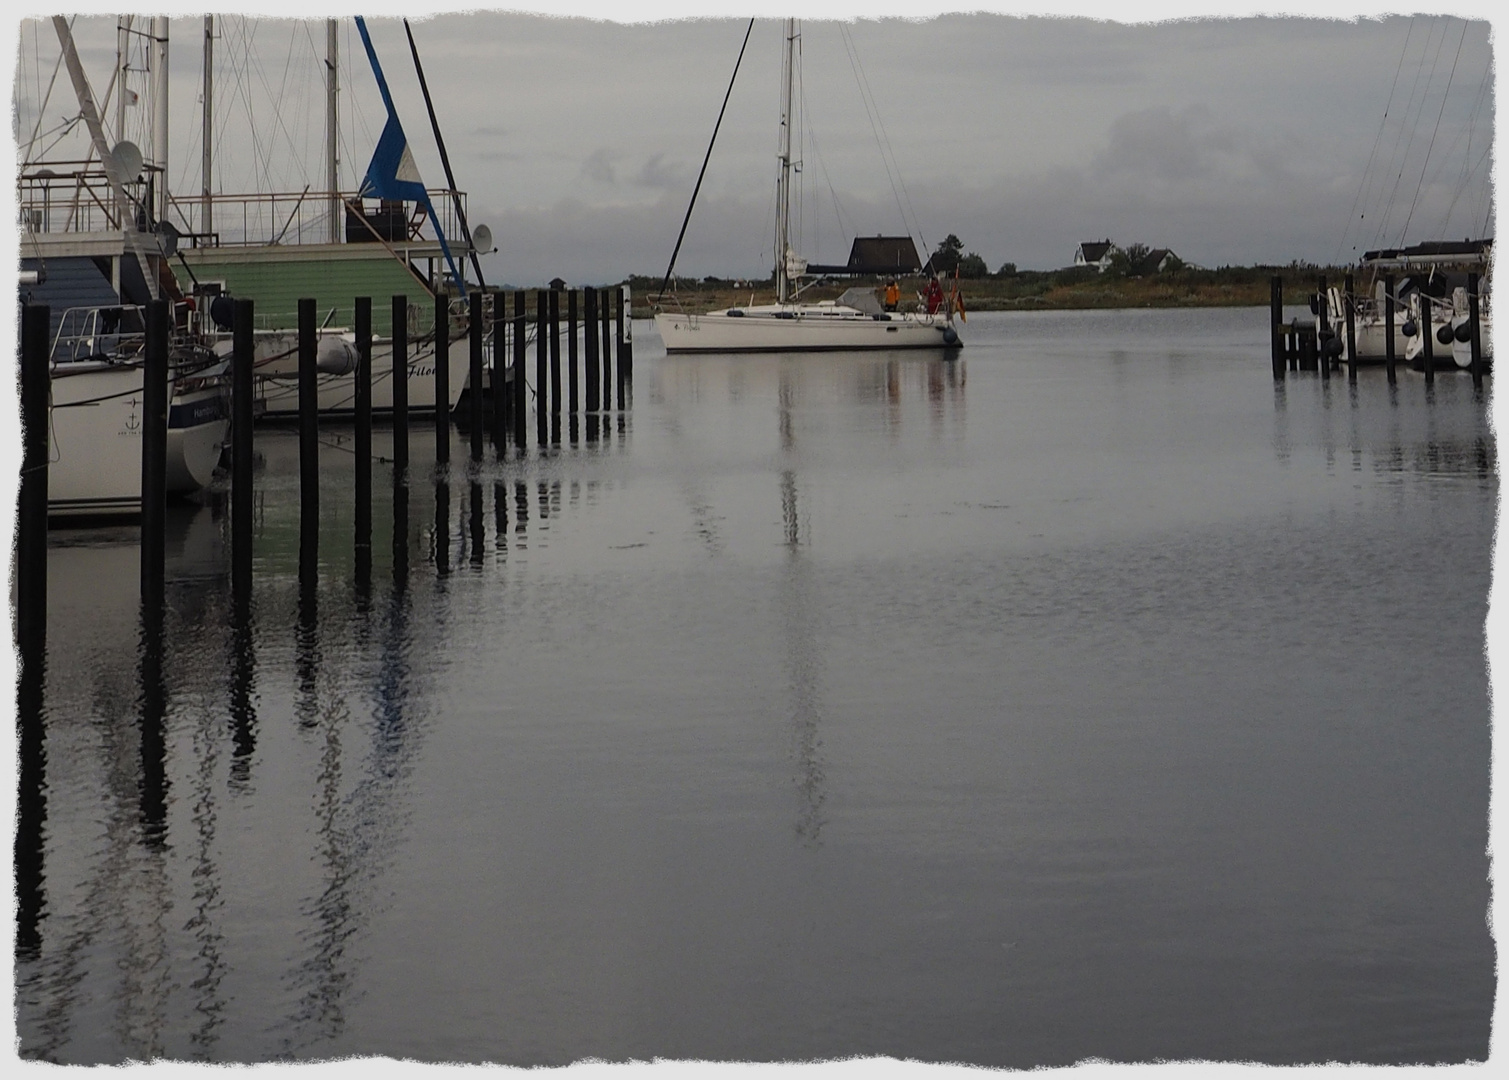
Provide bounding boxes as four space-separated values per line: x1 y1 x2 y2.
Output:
122 396 142 436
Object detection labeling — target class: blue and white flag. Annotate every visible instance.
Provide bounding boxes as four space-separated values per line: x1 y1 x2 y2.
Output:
354 16 466 298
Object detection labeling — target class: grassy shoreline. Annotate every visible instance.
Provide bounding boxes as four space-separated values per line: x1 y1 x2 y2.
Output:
623 266 1334 319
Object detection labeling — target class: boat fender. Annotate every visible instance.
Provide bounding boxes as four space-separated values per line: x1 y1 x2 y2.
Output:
942 327 960 347
1436 324 1455 346
726 309 744 317
1402 319 1417 338
317 337 359 375
773 311 795 320
873 313 892 321
210 295 236 332
1322 334 1343 358
1453 321 1472 343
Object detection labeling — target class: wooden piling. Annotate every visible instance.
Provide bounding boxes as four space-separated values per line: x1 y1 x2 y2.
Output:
1468 271 1483 389
470 291 485 462
1383 276 1397 385
435 294 451 464
141 298 170 607
1422 295 1435 385
1344 273 1357 385
601 288 613 409
298 297 319 578
491 293 507 452
1270 276 1284 379
1316 275 1330 381
549 288 562 418
616 286 629 405
568 289 580 416
355 297 373 577
621 285 633 386
513 290 527 449
536 289 549 444
585 287 600 413
392 295 409 477
18 303 50 656
232 299 255 598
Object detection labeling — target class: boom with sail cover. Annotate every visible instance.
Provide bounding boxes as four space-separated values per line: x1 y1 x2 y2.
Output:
353 16 466 299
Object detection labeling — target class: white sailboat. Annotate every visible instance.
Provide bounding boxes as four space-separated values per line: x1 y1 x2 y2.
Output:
1329 240 1491 369
18 17 230 518
182 16 484 417
655 19 961 354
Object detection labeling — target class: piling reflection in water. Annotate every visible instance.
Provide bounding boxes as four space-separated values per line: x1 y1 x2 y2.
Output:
16 649 47 962
16 312 1493 1065
1273 363 1494 481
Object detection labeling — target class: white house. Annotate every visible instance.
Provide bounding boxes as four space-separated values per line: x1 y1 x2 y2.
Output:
1073 240 1117 273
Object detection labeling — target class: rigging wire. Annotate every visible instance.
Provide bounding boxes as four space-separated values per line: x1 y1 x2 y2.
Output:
1334 17 1414 264
838 23 928 264
1372 18 1448 250
1433 55 1492 238
655 18 756 302
1399 19 1469 242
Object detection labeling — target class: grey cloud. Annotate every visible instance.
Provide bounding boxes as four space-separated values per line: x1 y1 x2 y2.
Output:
635 152 689 191
582 147 617 184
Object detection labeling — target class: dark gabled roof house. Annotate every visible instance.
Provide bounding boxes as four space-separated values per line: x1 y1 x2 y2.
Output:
1074 240 1116 272
806 235 923 276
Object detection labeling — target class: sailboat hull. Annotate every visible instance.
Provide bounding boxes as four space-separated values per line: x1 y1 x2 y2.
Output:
47 361 230 519
218 330 471 418
655 308 960 353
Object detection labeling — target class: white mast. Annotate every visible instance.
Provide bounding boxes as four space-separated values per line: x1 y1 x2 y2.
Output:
326 18 340 243
776 18 795 304
116 18 131 147
150 16 169 226
202 16 213 238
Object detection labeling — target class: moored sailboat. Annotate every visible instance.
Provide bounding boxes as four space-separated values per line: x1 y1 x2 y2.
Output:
654 19 961 354
18 17 229 518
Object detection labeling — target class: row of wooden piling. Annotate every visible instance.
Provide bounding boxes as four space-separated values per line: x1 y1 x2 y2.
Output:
1269 273 1486 390
14 285 635 659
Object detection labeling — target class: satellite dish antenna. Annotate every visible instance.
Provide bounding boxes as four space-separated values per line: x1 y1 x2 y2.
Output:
111 140 143 181
471 224 493 253
156 220 180 256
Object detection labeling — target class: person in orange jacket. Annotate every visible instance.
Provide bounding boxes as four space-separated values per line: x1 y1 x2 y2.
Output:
924 275 944 315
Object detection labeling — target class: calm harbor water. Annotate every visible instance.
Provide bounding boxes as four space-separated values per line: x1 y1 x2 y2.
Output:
15 307 1495 1066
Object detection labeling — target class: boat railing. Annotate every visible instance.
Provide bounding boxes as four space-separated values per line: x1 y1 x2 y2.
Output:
49 304 147 364
48 304 226 377
18 162 149 234
163 188 470 251
18 167 469 252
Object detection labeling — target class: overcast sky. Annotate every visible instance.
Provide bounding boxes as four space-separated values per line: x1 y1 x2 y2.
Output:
9 4 1498 286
